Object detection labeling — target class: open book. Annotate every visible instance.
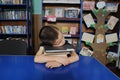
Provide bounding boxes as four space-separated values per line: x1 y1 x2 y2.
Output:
44 43 75 53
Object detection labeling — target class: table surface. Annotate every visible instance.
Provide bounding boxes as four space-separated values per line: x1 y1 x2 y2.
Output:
0 55 119 80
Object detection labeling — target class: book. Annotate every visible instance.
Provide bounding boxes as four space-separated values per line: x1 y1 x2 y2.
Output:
106 3 119 12
44 7 54 17
65 8 80 18
70 26 77 35
105 33 118 43
83 1 95 10
61 26 69 34
72 39 78 49
83 13 95 28
55 7 64 18
44 52 69 57
82 32 95 43
44 43 75 53
96 34 104 43
107 16 119 30
80 47 93 56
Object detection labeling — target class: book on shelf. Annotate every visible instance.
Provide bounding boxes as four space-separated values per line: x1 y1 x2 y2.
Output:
61 26 69 34
105 33 118 43
44 7 54 17
44 43 75 53
65 8 80 18
107 16 119 30
72 39 78 49
1 26 6 33
55 7 64 18
70 26 77 35
43 0 80 4
83 1 95 10
0 25 27 34
0 0 25 4
3 10 26 20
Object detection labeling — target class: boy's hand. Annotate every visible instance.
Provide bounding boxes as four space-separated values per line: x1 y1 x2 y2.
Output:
55 57 70 66
45 61 62 68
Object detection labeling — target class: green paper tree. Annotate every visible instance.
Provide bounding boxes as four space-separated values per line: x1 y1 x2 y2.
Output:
83 8 119 65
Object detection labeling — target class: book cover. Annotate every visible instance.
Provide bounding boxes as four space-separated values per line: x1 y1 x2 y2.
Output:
55 7 64 18
44 43 75 53
1 26 6 34
82 32 95 43
61 26 69 34
70 26 77 35
65 8 80 18
83 13 95 28
105 33 118 43
44 7 54 17
107 16 119 30
96 34 104 43
83 1 95 10
7 25 12 34
106 3 119 12
72 39 78 49
80 47 93 56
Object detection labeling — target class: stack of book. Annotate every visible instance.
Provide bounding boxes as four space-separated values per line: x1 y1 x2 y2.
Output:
44 44 75 57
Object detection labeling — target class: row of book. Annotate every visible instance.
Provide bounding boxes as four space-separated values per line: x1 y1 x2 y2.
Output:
43 7 80 18
44 0 119 12
43 0 80 4
61 26 78 35
47 23 79 35
83 1 119 12
0 10 27 20
82 32 118 44
0 25 27 34
0 0 26 4
83 13 119 30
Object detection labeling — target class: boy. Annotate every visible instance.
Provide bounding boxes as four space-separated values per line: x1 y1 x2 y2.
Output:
34 25 79 68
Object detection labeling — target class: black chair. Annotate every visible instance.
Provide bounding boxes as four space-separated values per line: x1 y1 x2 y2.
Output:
0 40 27 55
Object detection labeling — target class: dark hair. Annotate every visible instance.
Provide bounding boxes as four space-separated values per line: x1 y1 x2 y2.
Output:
39 25 59 46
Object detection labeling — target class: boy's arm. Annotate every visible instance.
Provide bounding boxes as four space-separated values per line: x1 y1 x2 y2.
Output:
34 46 69 65
67 52 79 64
34 46 57 63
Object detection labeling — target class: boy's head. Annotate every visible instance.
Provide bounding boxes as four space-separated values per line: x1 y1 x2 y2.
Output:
39 25 65 46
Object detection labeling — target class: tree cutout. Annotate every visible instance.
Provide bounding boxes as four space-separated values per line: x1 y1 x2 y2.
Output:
82 8 119 65
91 8 110 64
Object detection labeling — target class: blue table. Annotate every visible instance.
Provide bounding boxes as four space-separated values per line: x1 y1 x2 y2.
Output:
0 55 119 80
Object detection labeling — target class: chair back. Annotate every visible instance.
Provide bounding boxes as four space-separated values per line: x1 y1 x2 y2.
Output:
0 40 27 55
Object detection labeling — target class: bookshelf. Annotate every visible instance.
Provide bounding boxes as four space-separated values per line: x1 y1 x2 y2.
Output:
0 0 33 54
42 0 82 53
42 0 119 64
